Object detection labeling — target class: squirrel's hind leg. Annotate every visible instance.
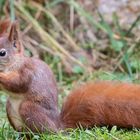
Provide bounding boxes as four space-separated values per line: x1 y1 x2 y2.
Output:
19 101 58 133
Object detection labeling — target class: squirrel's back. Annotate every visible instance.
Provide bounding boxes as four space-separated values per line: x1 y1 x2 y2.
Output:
60 81 140 129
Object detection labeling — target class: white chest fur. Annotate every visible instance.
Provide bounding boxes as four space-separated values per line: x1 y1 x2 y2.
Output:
8 95 24 129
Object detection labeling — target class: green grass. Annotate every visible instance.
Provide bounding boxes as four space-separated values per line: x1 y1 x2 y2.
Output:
0 71 140 140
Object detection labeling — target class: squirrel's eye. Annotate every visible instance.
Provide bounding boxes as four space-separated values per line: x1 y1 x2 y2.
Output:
0 49 7 57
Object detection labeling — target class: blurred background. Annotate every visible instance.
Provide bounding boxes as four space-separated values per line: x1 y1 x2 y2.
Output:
1 0 140 83
1 0 140 139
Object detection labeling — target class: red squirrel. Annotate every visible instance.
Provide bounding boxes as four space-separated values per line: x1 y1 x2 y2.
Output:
0 21 140 133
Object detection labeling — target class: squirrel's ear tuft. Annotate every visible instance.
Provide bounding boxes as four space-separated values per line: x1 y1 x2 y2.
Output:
8 21 24 54
0 19 10 37
8 21 19 42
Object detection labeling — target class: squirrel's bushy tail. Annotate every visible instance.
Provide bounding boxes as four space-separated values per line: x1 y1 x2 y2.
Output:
60 82 140 129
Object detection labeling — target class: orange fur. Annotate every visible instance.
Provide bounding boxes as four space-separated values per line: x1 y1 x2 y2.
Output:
61 82 140 129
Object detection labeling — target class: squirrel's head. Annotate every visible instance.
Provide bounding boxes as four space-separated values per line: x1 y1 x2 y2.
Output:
0 21 24 72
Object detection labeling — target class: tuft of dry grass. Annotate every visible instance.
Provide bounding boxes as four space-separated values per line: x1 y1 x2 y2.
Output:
1 0 140 76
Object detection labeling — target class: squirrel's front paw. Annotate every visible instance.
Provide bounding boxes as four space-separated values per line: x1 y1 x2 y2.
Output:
0 73 5 78
0 73 7 83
